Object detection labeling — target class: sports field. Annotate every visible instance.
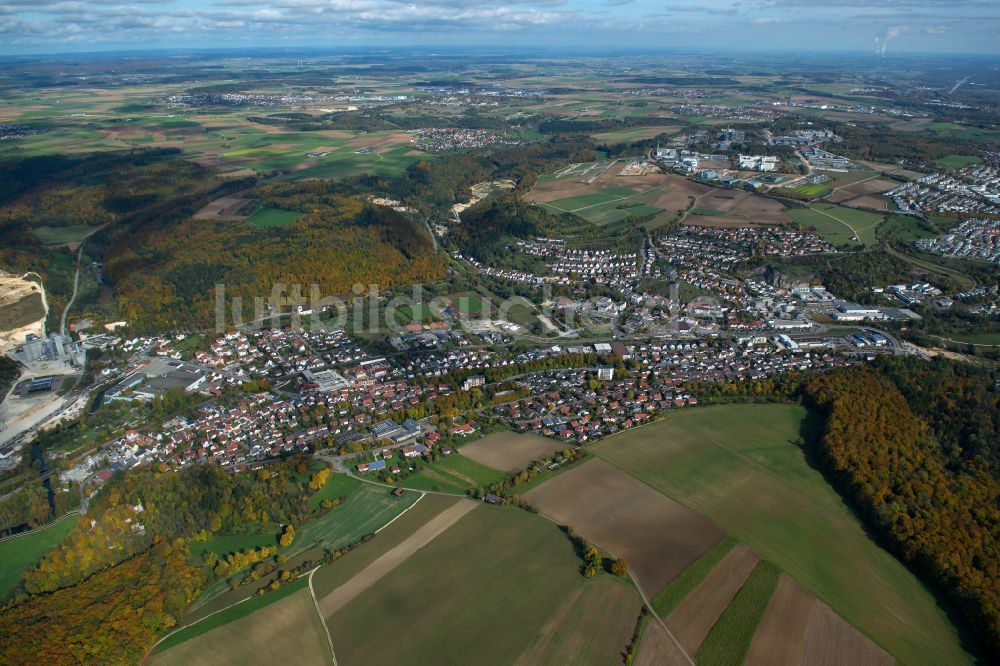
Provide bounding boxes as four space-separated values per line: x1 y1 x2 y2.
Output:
0 516 79 598
789 182 833 198
326 504 640 665
593 403 972 665
788 204 884 246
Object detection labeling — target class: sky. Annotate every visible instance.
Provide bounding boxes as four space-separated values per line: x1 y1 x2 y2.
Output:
0 0 998 56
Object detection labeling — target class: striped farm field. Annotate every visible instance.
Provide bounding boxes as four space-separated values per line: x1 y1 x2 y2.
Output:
593 403 972 665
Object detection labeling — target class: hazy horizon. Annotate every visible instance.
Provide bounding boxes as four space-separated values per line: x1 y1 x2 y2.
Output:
1 0 998 57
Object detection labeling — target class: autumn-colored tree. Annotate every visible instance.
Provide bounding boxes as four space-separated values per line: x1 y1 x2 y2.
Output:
611 558 629 577
279 524 295 548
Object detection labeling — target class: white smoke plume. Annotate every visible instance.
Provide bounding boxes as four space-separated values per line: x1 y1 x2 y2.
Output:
874 26 904 57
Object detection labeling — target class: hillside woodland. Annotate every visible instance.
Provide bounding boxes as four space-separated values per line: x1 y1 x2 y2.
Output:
803 360 1000 659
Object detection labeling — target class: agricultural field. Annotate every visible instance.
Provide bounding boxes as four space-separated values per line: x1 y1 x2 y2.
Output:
189 482 418 612
400 452 506 494
788 204 884 247
150 578 331 666
289 482 419 559
592 126 681 144
528 165 793 229
523 457 725 598
310 493 459 599
593 403 972 665
0 86 429 180
324 502 642 665
0 516 79 598
458 430 571 473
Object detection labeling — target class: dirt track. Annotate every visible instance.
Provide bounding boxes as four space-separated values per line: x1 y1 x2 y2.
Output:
744 574 815 666
523 458 724 599
635 618 691 666
666 544 760 654
317 499 477 616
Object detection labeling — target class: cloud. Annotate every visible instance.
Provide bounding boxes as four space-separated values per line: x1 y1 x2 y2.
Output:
751 16 787 24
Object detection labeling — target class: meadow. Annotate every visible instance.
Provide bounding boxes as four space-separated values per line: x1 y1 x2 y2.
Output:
593 403 972 665
933 154 983 171
400 452 507 494
0 516 79 598
788 204 884 247
246 207 301 228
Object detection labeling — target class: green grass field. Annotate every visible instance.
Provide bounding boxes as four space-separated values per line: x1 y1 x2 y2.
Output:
401 453 507 494
290 482 419 557
539 187 666 226
788 204 884 247
394 303 435 325
689 208 726 216
695 560 780 666
187 533 279 564
951 332 1000 346
31 225 99 245
246 207 302 228
310 493 458 599
306 474 360 512
448 293 490 316
933 155 983 171
327 505 638 665
593 404 971 665
0 516 79 598
651 536 737 618
789 182 833 198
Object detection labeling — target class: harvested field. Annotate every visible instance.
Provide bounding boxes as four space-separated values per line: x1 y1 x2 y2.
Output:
523 458 724 598
150 586 330 666
318 499 477 616
347 132 411 149
744 574 815 666
634 618 690 666
801 602 894 666
460 431 573 473
844 195 889 211
192 192 253 220
513 577 641 665
665 544 760 655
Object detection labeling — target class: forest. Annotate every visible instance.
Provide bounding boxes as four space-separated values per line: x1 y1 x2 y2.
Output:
803 361 1000 660
0 459 330 663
